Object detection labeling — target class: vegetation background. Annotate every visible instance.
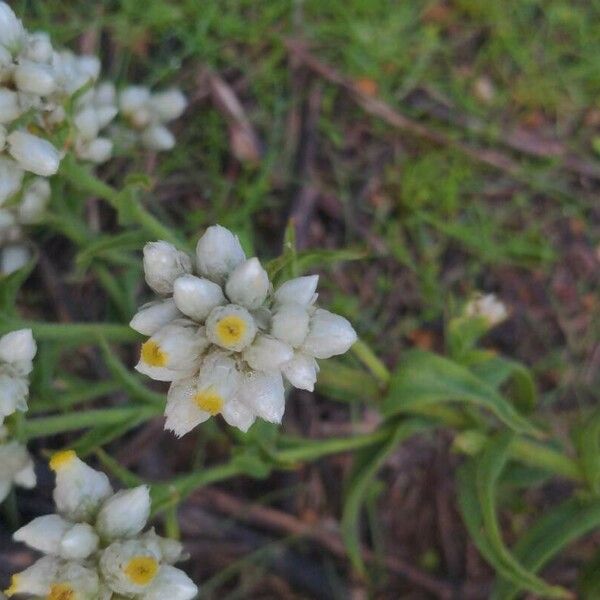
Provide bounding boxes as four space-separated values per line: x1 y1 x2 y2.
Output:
2 1 600 598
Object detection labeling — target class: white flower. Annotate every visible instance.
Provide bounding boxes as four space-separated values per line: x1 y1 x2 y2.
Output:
465 293 509 327
132 225 357 433
50 450 113 522
7 130 61 176
135 320 208 382
205 304 257 352
143 241 192 295
0 436 36 502
0 328 36 418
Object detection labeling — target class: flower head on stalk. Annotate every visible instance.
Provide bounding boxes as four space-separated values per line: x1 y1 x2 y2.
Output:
131 225 358 435
6 451 198 600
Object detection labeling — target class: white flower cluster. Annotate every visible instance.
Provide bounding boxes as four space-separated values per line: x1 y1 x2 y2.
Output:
6 451 198 600
130 225 358 435
0 2 186 275
0 329 37 502
465 293 508 328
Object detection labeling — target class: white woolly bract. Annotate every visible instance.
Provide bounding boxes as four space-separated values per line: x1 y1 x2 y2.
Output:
195 224 246 283
95 485 151 541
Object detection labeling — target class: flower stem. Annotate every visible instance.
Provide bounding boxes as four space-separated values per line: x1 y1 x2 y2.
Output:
351 339 391 385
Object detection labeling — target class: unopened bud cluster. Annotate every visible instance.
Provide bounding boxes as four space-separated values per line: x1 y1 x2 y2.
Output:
131 225 358 435
0 329 37 503
0 2 186 274
6 451 198 599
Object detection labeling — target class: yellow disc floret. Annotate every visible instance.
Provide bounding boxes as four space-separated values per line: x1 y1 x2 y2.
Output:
47 583 76 600
5 574 20 597
49 449 77 472
124 556 159 586
215 315 247 347
194 386 224 415
141 340 168 367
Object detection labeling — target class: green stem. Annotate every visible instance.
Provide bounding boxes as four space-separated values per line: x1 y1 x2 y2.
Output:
60 155 119 206
351 339 391 385
22 405 161 440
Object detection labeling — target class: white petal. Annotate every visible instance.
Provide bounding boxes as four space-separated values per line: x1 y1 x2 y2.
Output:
195 224 245 283
243 334 293 372
149 89 188 122
130 299 181 336
271 303 310 348
143 241 192 295
0 329 37 364
59 522 99 560
13 459 36 489
140 528 186 564
4 556 60 598
274 275 319 306
13 514 71 555
281 352 319 391
7 131 61 176
95 485 151 541
141 124 175 151
225 257 270 310
238 371 285 424
141 565 198 600
165 376 210 437
173 274 225 321
50 450 113 522
0 374 28 417
206 304 257 352
302 308 357 359
221 398 255 432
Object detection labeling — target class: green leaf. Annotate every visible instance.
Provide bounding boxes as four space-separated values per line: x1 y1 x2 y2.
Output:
75 230 148 271
576 408 600 495
492 496 600 599
316 360 380 403
341 418 432 575
457 436 570 599
383 350 540 436
0 255 36 315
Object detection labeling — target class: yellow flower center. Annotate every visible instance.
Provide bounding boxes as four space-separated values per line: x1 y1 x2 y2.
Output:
49 449 77 472
5 574 20 597
141 340 168 367
124 556 159 586
215 315 246 347
194 387 224 415
47 583 76 600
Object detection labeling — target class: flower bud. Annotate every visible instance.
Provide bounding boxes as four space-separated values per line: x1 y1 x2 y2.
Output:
24 31 53 63
7 131 61 176
0 243 30 275
4 556 59 598
243 334 293 372
141 124 175 151
76 137 113 163
225 257 269 310
173 274 225 321
95 485 151 541
238 371 285 424
274 275 319 306
130 299 181 336
281 352 319 392
196 224 245 283
74 106 100 140
0 2 25 54
18 177 51 224
302 308 357 359
271 303 310 348
141 565 198 600
59 522 99 560
149 88 187 122
0 329 36 364
13 514 71 555
0 157 24 204
143 241 192 295
14 60 56 95
0 89 22 123
119 86 150 115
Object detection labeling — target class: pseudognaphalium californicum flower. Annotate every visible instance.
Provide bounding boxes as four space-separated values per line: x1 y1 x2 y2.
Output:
130 225 358 435
0 328 37 502
0 2 187 275
465 293 508 328
6 451 198 600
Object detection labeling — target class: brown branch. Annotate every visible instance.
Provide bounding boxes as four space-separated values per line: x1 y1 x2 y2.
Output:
193 487 490 599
